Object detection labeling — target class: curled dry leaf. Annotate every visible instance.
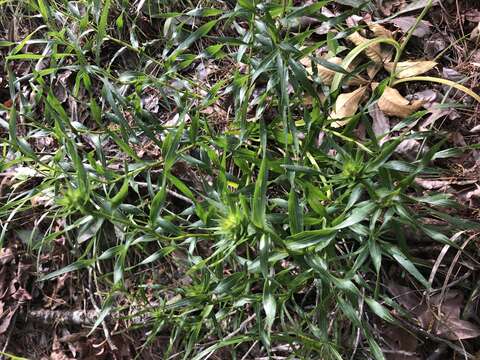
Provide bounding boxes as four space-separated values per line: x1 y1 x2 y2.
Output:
347 32 383 63
330 86 367 127
368 23 394 39
378 87 424 118
384 60 437 78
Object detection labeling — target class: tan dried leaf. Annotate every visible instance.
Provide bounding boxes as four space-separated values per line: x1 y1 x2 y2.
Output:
317 57 342 85
301 56 343 85
368 23 393 39
0 248 14 265
367 63 382 79
330 86 367 127
378 87 424 118
471 23 480 41
347 32 383 63
437 318 480 340
390 17 432 38
384 60 437 78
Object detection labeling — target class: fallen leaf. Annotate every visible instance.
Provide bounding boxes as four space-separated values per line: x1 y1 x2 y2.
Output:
442 67 464 82
315 57 343 85
11 287 32 302
390 17 432 37
378 87 424 118
383 324 420 360
465 186 480 202
387 282 423 312
347 32 383 63
0 307 16 334
395 139 424 160
419 106 454 130
0 248 14 265
368 23 394 39
424 33 447 58
384 60 437 78
466 9 480 23
470 23 480 41
398 0 439 15
330 86 367 127
369 103 390 141
471 124 480 133
437 318 480 340
415 178 451 190
378 0 406 16
367 63 382 79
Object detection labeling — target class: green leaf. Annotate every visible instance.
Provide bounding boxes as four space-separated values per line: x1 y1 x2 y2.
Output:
168 19 218 61
286 1 331 19
149 175 167 225
288 187 303 235
95 0 111 64
78 217 104 244
38 259 94 281
110 177 129 208
89 296 114 336
385 245 429 288
37 0 50 21
332 202 376 230
252 155 268 228
365 298 395 323
263 284 276 331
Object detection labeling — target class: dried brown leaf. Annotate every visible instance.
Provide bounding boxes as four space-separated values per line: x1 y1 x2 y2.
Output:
0 248 14 265
378 87 424 118
368 23 394 39
347 32 383 63
437 318 480 340
415 178 451 190
471 23 480 41
0 307 15 334
330 86 367 127
317 57 342 85
369 103 390 140
384 60 437 78
390 17 432 37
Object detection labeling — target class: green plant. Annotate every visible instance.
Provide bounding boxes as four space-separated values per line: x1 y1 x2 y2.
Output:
1 0 478 359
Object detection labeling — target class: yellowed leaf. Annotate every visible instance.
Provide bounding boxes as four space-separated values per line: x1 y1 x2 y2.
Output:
378 87 424 118
384 60 437 78
347 32 383 63
330 86 367 127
